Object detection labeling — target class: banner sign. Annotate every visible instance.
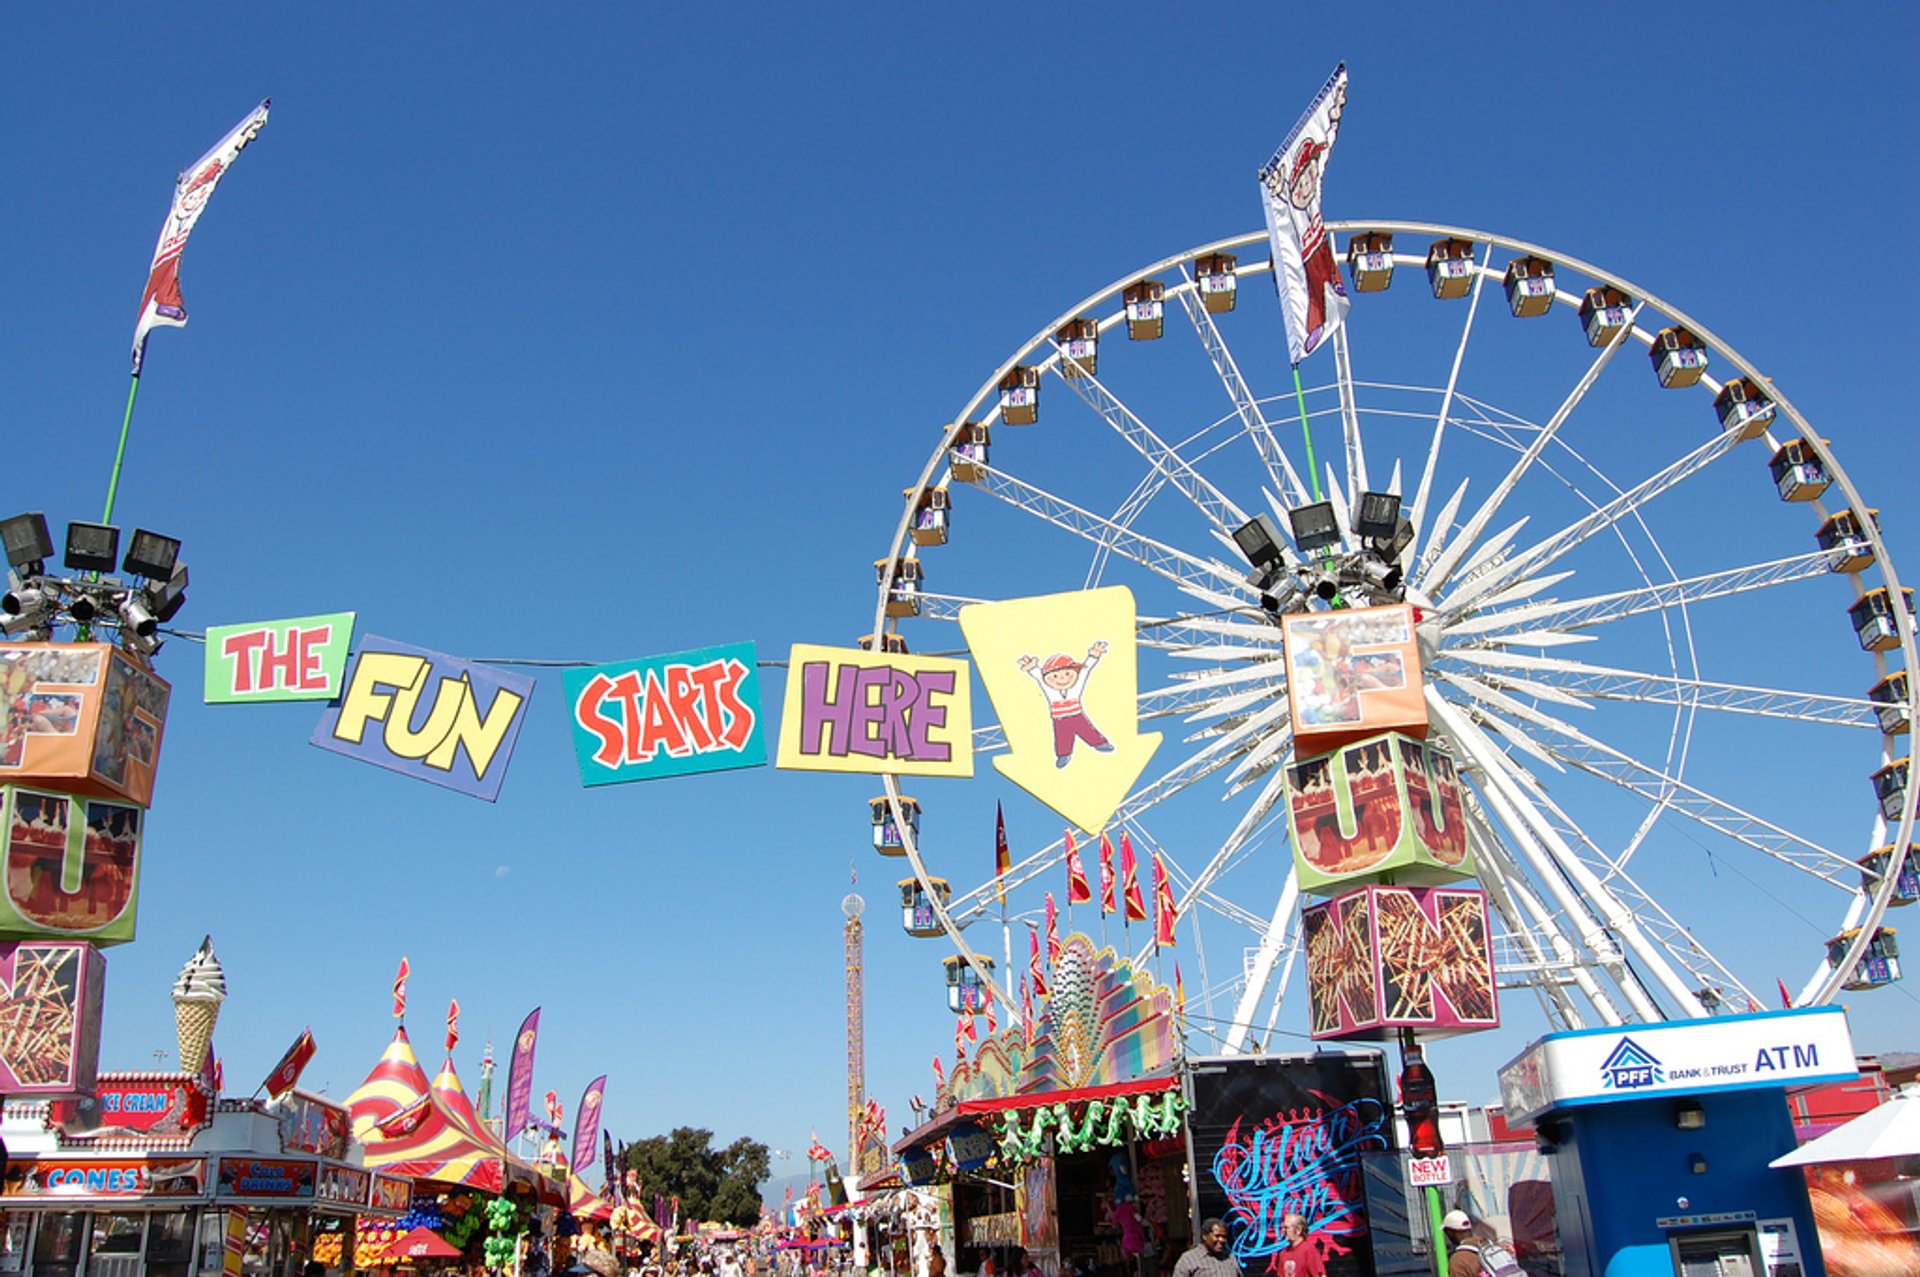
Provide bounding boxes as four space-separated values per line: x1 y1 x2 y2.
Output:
0 941 106 1096
5 1157 205 1198
959 587 1161 834
0 787 143 945
310 636 535 802
48 1072 211 1144
570 1075 607 1178
564 642 765 786
1 643 170 806
504 1007 540 1139
216 1157 316 1199
776 645 972 776
1302 884 1497 1040
946 1121 995 1172
1189 1053 1393 1277
1497 1007 1857 1126
1283 605 1426 755
204 613 356 704
275 1091 351 1159
316 1165 370 1206
369 1175 412 1214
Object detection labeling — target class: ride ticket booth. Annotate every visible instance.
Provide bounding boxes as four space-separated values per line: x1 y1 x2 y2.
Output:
1498 1007 1857 1277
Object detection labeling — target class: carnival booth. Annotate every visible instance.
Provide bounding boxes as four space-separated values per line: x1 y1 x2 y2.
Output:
1499 1007 1858 1277
0 1081 405 1277
892 936 1185 1277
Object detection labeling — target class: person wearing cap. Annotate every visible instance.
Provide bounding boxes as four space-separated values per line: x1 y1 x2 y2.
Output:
1440 1211 1481 1277
1018 642 1114 768
1172 1220 1238 1277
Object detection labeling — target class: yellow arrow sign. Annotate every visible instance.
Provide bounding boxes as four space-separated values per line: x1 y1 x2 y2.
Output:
960 586 1161 834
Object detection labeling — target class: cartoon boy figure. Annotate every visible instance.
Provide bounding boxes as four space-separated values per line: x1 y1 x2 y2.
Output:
1264 134 1347 355
1018 641 1115 768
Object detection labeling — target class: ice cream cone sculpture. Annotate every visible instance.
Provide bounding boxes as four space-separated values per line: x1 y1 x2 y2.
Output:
173 936 226 1073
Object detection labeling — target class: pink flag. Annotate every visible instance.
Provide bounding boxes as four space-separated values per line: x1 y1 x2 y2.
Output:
1099 834 1117 914
1028 924 1048 997
1046 892 1061 963
132 101 271 373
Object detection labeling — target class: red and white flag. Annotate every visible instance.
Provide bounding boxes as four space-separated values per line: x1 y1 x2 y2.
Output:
931 1054 946 1091
392 956 410 1019
995 802 1011 904
1045 892 1061 964
445 999 461 1052
132 100 271 374
1065 830 1092 905
1121 833 1148 923
1028 924 1048 998
261 1027 316 1099
1099 833 1117 915
1259 65 1349 365
1153 851 1178 948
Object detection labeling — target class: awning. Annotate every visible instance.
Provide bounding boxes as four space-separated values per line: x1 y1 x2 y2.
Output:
385 1228 463 1261
1771 1083 1920 1167
892 1072 1180 1156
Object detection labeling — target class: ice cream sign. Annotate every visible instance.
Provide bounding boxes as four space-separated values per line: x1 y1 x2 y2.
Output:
1498 1007 1858 1124
563 642 765 786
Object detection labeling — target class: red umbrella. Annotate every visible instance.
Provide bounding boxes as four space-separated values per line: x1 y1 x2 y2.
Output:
385 1228 464 1262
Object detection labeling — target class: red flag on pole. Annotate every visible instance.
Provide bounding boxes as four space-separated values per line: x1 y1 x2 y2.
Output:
932 1055 945 1091
1121 834 1148 922
1021 974 1035 1047
392 956 410 1019
995 803 1011 904
960 1011 977 1045
261 1028 316 1099
1153 851 1177 947
1099 834 1117 914
1046 893 1061 964
1777 979 1794 1010
1065 831 1092 905
1175 963 1187 1027
1028 925 1048 997
985 992 998 1036
445 999 461 1052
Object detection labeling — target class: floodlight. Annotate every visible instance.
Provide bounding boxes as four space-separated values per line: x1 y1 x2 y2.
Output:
67 592 99 623
1288 502 1342 554
1354 491 1403 543
122 529 181 581
117 594 157 638
2 513 54 572
2 582 50 618
146 564 188 624
64 522 120 573
1232 515 1288 571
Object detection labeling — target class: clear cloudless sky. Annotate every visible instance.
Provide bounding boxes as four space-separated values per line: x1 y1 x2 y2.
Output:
4 4 1917 1188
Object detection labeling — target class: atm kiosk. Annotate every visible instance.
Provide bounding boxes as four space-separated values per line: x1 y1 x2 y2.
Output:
1497 1007 1856 1277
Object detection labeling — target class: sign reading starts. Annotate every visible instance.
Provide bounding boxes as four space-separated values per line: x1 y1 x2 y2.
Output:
564 642 765 787
775 645 972 777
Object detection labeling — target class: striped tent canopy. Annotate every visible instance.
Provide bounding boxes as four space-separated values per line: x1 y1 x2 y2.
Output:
608 1203 662 1242
355 1047 550 1195
345 1027 434 1139
568 1173 614 1223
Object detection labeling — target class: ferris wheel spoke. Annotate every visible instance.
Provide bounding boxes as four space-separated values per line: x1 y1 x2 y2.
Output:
1171 764 1294 923
1176 269 1310 506
971 463 1251 599
1418 304 1645 596
1458 805 1592 1030
1448 548 1843 643
1439 648 1883 729
1408 242 1493 564
1048 351 1249 535
1332 326 1370 499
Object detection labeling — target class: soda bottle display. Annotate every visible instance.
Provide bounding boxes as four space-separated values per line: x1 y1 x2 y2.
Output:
1399 1041 1444 1157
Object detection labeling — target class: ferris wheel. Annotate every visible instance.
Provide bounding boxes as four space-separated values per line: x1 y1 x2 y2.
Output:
869 222 1918 1053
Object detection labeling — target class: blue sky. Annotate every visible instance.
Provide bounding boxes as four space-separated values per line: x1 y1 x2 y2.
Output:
5 4 1917 1184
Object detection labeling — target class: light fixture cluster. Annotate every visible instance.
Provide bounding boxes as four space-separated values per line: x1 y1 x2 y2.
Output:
1232 490 1416 616
1 511 187 656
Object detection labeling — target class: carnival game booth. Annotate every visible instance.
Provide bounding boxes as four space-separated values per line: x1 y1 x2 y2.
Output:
892 936 1186 1277
345 1028 563 1271
0 1080 406 1277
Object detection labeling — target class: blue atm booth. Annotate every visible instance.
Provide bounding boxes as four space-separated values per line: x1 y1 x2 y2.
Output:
1498 1007 1856 1277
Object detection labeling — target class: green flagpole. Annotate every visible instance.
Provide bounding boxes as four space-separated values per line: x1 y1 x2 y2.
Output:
102 373 143 524
1290 362 1323 503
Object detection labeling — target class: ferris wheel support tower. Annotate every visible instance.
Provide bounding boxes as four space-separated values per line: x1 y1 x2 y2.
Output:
842 893 869 1175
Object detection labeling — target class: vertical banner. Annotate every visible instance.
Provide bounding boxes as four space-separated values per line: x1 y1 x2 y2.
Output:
1188 1053 1393 1277
310 636 535 802
1258 65 1349 365
504 1007 540 1140
563 642 765 786
570 1075 607 1175
204 613 356 703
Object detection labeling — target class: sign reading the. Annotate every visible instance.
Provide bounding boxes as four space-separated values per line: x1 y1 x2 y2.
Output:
564 642 765 786
776 645 972 777
310 636 535 802
204 613 355 703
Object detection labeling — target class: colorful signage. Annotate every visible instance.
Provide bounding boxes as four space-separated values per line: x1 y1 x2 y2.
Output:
1287 732 1471 892
946 1122 995 1171
1283 605 1426 754
369 1175 412 1213
0 787 144 944
316 1165 370 1206
275 1091 351 1159
0 643 170 806
310 636 535 801
776 645 973 777
1497 1007 1858 1125
48 1072 211 1144
5 1157 205 1198
204 613 356 703
959 587 1162 834
564 642 765 786
0 941 106 1096
1302 884 1498 1041
216 1157 316 1199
